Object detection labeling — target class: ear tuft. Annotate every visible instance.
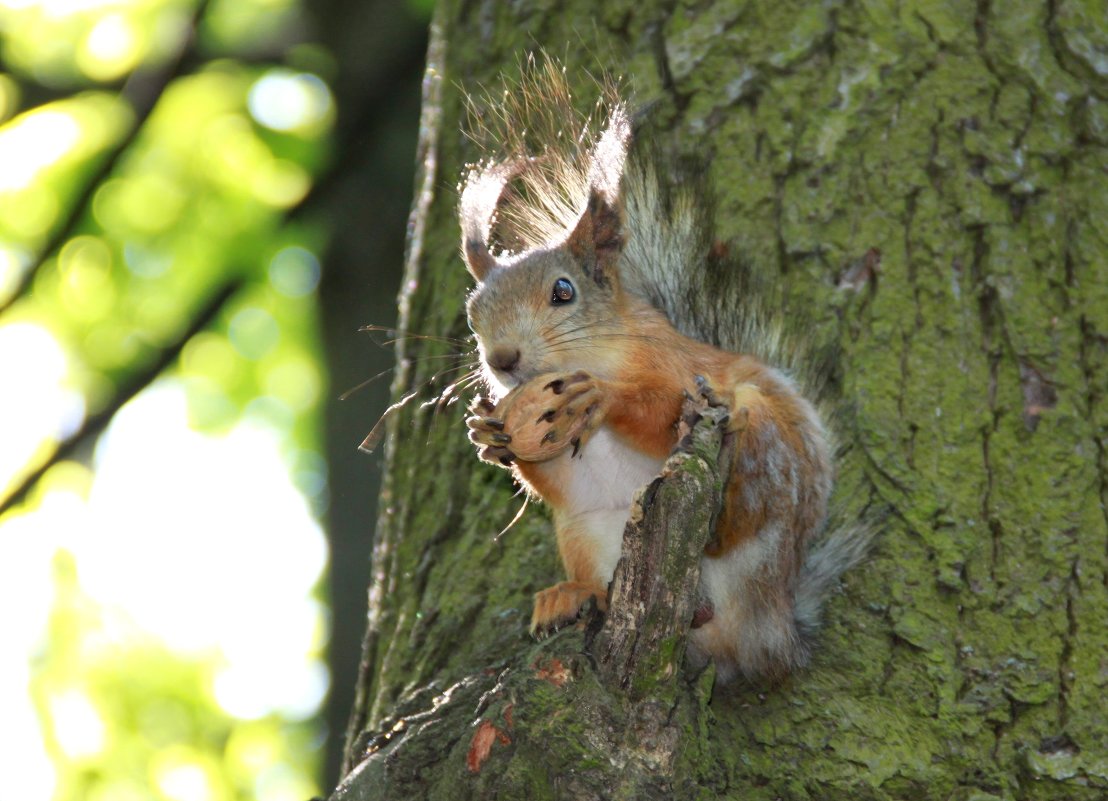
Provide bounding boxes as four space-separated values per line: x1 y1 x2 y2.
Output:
566 106 631 286
459 161 521 280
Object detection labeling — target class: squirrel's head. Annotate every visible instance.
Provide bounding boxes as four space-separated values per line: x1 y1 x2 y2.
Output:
460 106 631 396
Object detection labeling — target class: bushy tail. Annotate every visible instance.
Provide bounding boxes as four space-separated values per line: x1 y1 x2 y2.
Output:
794 510 877 643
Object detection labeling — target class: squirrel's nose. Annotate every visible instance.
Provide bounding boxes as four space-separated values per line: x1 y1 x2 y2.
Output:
488 347 521 373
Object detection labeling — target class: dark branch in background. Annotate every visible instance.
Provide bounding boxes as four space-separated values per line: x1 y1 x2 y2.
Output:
0 0 213 316
0 278 244 516
13 75 127 115
287 22 430 227
297 1 431 788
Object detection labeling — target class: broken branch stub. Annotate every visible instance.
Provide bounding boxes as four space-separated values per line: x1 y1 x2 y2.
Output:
594 392 733 695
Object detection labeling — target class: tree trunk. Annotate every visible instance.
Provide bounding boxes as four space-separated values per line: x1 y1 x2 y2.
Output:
332 1 1108 799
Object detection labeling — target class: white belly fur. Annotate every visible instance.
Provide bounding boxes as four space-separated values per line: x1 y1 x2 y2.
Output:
554 427 664 583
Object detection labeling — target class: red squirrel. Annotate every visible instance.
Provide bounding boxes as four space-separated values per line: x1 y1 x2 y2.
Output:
462 65 863 681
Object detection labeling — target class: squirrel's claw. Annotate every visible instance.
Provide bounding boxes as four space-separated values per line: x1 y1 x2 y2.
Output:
469 396 497 414
470 433 516 466
467 416 511 441
478 446 514 466
543 370 591 396
467 400 518 465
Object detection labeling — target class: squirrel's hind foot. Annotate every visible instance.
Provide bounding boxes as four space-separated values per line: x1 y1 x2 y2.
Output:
530 580 608 637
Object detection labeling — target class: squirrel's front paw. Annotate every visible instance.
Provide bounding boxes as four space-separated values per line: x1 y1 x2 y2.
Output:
530 581 608 637
466 396 515 466
693 375 752 435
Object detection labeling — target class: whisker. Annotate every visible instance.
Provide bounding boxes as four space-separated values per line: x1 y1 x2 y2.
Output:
542 317 646 342
339 366 396 401
358 324 470 347
420 366 482 410
493 491 530 543
361 360 480 453
339 353 471 401
422 369 484 446
359 390 421 454
547 329 669 345
543 331 671 353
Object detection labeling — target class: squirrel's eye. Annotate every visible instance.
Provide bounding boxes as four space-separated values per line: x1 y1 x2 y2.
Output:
551 278 575 305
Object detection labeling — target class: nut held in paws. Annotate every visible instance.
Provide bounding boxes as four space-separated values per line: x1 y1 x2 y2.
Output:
496 372 593 462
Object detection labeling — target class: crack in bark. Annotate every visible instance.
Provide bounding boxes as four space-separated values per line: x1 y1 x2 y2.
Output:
1044 0 1108 100
1056 554 1079 731
773 171 790 276
974 0 999 82
1077 315 1108 589
876 626 900 697
649 9 687 113
855 436 911 499
899 174 924 476
968 223 1005 589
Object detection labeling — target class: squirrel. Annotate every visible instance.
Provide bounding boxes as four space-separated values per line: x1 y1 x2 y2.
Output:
461 62 867 682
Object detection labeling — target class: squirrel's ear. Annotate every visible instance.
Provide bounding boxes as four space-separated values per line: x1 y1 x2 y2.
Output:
567 188 624 287
567 105 631 288
460 162 519 281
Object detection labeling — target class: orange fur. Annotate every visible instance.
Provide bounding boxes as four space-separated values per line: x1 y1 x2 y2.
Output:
532 581 607 632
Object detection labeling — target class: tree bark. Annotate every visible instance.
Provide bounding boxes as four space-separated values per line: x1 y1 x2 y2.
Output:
333 1 1108 799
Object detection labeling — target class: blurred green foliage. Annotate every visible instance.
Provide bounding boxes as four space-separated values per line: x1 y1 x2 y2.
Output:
0 0 340 798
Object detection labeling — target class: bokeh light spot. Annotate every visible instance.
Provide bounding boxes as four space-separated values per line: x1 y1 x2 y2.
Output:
268 246 320 297
182 332 239 387
0 242 31 302
0 74 20 124
78 13 141 82
247 70 332 134
252 158 310 208
0 109 81 192
291 449 327 503
58 235 115 321
152 750 216 801
98 173 185 235
228 307 279 360
0 322 85 493
0 183 60 238
122 242 172 279
48 689 107 760
264 355 321 412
